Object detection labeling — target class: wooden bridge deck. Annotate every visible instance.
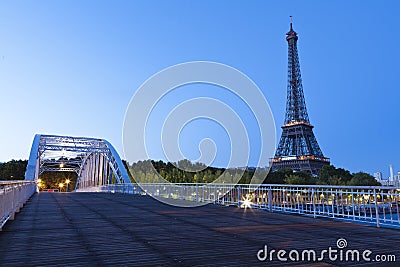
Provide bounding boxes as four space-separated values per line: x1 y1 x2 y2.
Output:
0 192 399 266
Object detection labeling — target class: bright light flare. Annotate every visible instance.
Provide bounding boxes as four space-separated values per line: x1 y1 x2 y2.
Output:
240 196 253 209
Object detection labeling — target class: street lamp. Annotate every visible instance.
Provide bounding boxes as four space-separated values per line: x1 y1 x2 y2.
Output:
59 183 64 192
65 179 71 192
36 178 42 191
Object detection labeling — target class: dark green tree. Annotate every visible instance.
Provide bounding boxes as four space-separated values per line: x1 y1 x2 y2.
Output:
263 168 292 184
348 172 381 186
318 165 352 185
284 171 316 185
0 160 28 180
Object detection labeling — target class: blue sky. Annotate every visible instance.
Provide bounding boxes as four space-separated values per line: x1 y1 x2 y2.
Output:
0 0 399 178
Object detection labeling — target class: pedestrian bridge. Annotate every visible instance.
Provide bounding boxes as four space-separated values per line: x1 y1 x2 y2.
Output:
2 134 400 231
1 134 400 265
25 134 131 189
1 192 400 266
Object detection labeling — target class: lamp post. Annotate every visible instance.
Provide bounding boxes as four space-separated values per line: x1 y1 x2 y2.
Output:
65 179 71 192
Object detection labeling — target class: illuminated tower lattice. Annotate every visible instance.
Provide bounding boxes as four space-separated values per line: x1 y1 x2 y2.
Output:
272 18 330 174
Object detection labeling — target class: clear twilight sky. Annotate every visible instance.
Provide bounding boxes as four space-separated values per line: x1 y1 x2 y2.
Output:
0 1 399 178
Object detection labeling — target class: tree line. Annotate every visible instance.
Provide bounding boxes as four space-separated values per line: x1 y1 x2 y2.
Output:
0 158 381 187
0 160 28 180
263 165 380 186
127 160 381 186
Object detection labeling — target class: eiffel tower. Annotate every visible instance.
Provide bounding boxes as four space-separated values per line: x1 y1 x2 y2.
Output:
272 18 330 175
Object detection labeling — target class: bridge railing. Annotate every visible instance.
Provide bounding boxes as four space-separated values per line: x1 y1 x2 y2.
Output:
100 183 400 229
0 181 36 230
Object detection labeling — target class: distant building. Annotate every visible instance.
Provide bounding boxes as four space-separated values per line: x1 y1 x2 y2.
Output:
389 164 394 181
395 171 400 183
374 172 382 181
377 166 400 187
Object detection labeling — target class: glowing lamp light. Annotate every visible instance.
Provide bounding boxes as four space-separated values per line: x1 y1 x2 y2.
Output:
240 196 253 209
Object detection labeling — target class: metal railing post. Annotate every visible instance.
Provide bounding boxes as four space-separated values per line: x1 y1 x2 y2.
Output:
214 184 217 204
330 188 335 218
180 186 184 200
311 188 316 218
237 186 241 207
268 187 273 212
195 184 199 203
373 189 380 228
10 187 15 220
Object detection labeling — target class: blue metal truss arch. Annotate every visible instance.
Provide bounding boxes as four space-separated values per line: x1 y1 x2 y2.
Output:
24 134 131 189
